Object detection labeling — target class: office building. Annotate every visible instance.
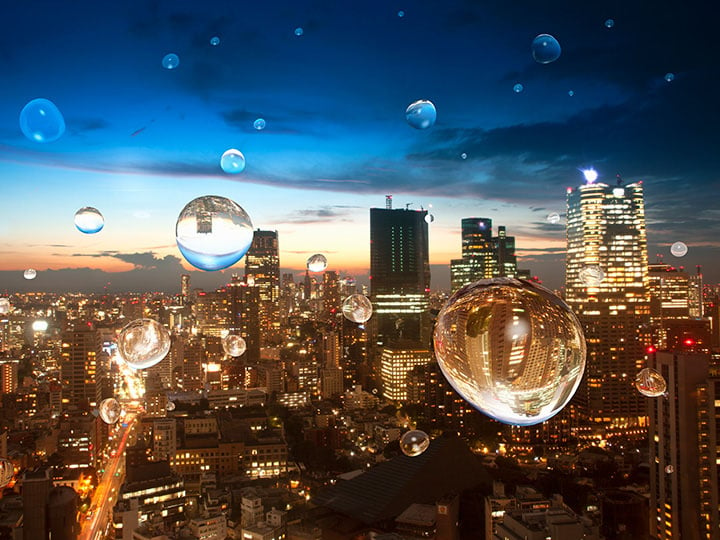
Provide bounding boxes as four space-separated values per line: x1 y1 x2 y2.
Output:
47 486 79 540
0 359 18 394
370 197 430 346
245 230 280 345
230 275 261 363
22 468 51 540
60 323 98 408
380 346 432 401
565 177 650 424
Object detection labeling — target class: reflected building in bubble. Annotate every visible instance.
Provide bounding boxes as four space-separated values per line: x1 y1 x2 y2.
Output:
565 178 650 425
369 196 430 347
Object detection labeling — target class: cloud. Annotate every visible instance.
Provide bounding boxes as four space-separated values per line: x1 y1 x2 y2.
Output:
278 205 360 224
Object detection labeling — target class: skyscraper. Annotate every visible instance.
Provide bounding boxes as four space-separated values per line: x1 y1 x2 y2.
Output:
60 323 98 408
245 230 280 345
369 198 430 345
229 275 260 363
649 351 719 540
565 177 650 424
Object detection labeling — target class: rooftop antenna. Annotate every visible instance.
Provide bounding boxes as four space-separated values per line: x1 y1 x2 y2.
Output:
385 195 392 210
616 173 623 186
405 203 413 210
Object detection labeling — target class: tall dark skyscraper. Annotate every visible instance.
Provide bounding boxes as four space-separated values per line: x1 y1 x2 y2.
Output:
229 275 260 364
565 178 650 424
244 229 280 345
60 323 98 408
450 218 519 292
369 197 430 345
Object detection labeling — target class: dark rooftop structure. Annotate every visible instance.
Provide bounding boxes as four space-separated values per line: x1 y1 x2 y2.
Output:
313 434 490 524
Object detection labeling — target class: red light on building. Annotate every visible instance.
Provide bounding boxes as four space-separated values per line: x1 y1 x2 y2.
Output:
683 338 695 346
646 345 656 354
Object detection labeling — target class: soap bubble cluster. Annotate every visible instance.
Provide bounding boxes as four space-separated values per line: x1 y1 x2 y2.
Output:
399 430 430 457
175 195 254 271
118 318 171 370
433 278 586 426
342 294 373 324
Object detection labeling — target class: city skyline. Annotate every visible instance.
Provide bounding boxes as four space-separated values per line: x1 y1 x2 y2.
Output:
1 0 719 294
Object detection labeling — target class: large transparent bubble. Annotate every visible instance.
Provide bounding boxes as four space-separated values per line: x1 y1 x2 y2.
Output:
24 269 37 280
634 368 666 397
0 459 13 489
175 195 254 271
220 149 246 174
579 265 604 286
118 318 171 370
342 294 373 324
405 100 437 129
19 98 65 143
670 241 687 257
99 397 122 424
433 278 586 426
531 34 562 64
74 207 104 234
222 334 247 357
0 298 10 315
400 430 430 457
306 253 328 272
162 53 180 69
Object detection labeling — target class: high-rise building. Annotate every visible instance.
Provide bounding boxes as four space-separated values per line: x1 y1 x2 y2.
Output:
245 230 280 345
649 262 692 322
229 275 260 363
369 199 430 346
22 468 51 540
450 219 519 292
649 351 720 540
323 270 341 321
380 346 432 401
180 274 190 305
60 324 98 408
0 359 18 394
565 178 650 424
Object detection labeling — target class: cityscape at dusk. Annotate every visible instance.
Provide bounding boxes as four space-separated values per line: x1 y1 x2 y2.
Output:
1 1 719 539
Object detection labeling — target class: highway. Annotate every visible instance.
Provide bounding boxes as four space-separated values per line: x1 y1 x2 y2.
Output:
79 413 137 540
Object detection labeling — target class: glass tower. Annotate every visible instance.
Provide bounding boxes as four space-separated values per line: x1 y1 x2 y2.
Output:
565 178 650 424
244 230 280 345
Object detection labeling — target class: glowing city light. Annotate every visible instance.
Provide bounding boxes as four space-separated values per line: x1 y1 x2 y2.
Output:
582 168 598 183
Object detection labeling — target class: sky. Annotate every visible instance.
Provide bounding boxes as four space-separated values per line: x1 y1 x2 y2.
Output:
0 0 718 293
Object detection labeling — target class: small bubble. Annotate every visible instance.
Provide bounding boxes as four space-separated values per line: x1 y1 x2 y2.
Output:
398 10 405 17
400 430 430 457
210 36 220 46
162 53 180 70
424 214 434 224
223 334 247 357
461 152 467 160
531 34 562 64
670 241 687 257
99 398 122 424
342 294 373 324
664 72 675 82
19 98 65 143
579 265 604 286
568 90 575 97
24 269 37 280
74 207 104 234
220 149 246 174
294 27 304 36
307 253 328 272
605 19 615 28
513 83 524 93
665 465 674 474
547 212 561 224
405 99 437 129
635 368 667 397
253 118 266 130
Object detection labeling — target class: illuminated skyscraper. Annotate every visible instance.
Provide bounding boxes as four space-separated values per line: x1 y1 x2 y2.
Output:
60 324 98 408
229 275 260 363
380 346 432 401
565 177 650 424
245 230 280 345
369 199 430 345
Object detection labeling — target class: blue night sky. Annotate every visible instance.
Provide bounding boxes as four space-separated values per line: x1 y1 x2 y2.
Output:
0 0 718 293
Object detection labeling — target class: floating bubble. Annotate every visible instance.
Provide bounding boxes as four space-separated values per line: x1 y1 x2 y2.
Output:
568 90 575 97
670 241 688 258
175 195 254 271
0 298 10 315
425 214 434 224
532 34 562 64
294 27 304 36
547 212 561 224
0 459 13 489
220 148 246 174
398 10 405 17
210 36 220 46
405 100 437 129
117 318 171 370
664 72 675 83
253 118 266 130
513 83 524 93
665 465 674 474
74 207 104 234
19 98 65 143
433 278 586 426
31 320 48 332
222 334 247 357
307 253 328 272
99 398 122 424
635 368 667 397
24 269 37 280
605 19 615 28
461 152 467 160
342 294 373 324
371 388 378 395
166 400 176 411
613 187 625 197
579 265 604 286
399 430 430 457
162 53 180 69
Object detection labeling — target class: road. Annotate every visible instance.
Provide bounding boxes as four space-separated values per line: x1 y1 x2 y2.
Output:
79 413 137 540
